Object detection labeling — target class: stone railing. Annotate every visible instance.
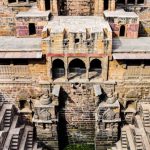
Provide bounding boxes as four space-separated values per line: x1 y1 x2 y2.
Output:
124 68 150 80
0 65 31 80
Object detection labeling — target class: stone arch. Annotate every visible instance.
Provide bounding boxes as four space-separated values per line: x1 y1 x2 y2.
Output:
128 0 135 4
137 0 144 4
52 59 65 79
68 58 86 78
68 57 87 65
120 25 125 36
117 0 125 4
90 59 102 71
89 59 102 79
17 89 31 110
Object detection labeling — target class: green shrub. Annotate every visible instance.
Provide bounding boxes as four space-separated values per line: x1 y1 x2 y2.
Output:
64 144 95 150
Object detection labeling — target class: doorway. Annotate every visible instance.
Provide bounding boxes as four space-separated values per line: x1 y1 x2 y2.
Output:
104 0 109 10
29 23 36 35
45 0 50 10
120 25 125 37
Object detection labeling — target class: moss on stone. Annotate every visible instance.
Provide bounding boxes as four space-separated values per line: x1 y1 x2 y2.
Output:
64 144 95 150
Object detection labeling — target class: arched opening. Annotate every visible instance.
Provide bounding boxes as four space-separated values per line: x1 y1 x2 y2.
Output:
43 123 46 129
126 100 135 108
104 0 109 10
89 59 102 79
45 0 50 10
120 25 125 37
58 0 67 15
8 0 16 3
117 0 125 4
128 0 135 4
63 29 69 47
68 59 86 79
19 100 27 110
86 28 91 40
52 59 65 79
137 0 144 4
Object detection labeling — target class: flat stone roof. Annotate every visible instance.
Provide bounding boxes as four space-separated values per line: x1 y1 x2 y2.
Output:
113 37 150 53
104 9 138 18
16 6 50 19
47 16 111 33
0 36 41 51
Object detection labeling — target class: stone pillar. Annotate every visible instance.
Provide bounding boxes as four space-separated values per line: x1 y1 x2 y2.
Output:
110 0 115 11
94 0 104 16
108 0 111 11
39 0 45 11
86 58 89 81
65 57 68 81
102 57 108 81
94 0 99 15
125 0 127 5
49 58 53 81
52 0 58 15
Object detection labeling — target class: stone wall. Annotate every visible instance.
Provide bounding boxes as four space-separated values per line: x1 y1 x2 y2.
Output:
109 60 150 81
137 7 150 36
16 17 47 37
44 31 110 54
0 59 48 83
0 6 16 36
57 82 117 149
58 0 95 15
110 23 139 38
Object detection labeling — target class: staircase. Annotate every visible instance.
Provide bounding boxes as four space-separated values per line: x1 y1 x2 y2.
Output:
4 108 12 128
135 134 143 150
0 92 5 103
143 110 150 127
121 129 128 150
26 129 33 150
11 134 19 150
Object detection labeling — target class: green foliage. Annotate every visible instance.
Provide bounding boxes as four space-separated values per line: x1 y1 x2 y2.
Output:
64 144 95 150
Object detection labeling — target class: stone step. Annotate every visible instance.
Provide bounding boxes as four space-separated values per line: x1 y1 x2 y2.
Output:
11 139 18 142
11 142 18 146
4 119 10 122
5 113 11 116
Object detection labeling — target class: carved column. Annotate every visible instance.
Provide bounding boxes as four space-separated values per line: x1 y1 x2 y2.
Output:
102 57 108 81
86 58 89 81
110 0 115 11
94 0 103 16
108 0 111 10
52 0 58 15
39 0 45 11
49 58 53 81
65 57 68 81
